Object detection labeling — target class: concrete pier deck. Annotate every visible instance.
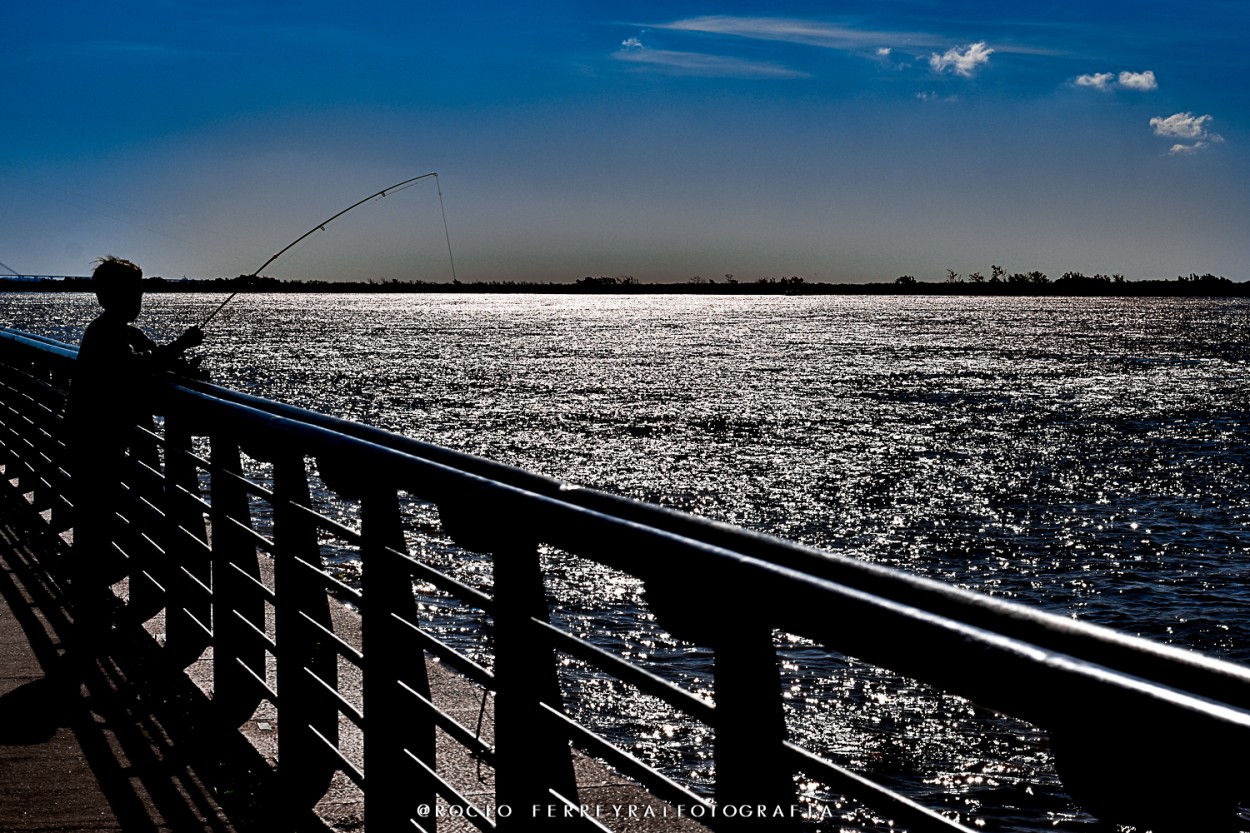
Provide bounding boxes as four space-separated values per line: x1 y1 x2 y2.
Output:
0 508 708 833
0 516 238 832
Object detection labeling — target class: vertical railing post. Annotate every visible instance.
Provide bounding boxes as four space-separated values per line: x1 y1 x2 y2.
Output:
209 434 266 727
712 621 798 832
491 532 578 827
645 576 799 831
361 485 436 829
272 452 339 811
162 411 211 666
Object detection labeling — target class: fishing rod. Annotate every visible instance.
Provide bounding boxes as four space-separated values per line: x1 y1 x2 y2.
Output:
200 171 455 328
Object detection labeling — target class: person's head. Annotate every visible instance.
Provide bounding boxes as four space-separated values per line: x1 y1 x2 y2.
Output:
92 255 143 320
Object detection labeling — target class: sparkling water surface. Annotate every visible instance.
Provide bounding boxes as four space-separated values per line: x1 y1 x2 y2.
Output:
5 292 1249 830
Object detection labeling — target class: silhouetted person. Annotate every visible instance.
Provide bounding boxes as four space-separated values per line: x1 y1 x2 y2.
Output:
65 255 203 630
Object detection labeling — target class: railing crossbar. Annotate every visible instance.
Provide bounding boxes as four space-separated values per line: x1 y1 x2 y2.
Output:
388 612 494 687
289 552 363 603
159 440 210 474
231 655 279 702
380 542 494 612
229 607 277 652
174 607 214 642
298 609 364 667
220 514 274 553
531 617 715 724
211 462 277 503
175 561 213 601
308 724 365 788
303 665 364 728
402 748 498 833
169 481 212 515
225 559 277 603
396 679 495 763
539 703 711 814
546 789 615 833
285 499 363 545
126 490 167 528
134 567 167 596
782 741 977 833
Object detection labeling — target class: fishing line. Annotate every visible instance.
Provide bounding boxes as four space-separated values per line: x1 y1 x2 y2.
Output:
0 168 221 252
0 260 20 276
200 172 454 328
436 175 457 282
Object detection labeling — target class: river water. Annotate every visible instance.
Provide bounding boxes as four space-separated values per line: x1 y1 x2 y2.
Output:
4 291 1249 830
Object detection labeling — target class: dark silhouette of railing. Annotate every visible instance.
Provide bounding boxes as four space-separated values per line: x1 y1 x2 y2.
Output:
1 326 1247 832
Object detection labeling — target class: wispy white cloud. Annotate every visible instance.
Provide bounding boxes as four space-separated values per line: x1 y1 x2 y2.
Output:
652 15 943 52
645 15 1055 69
1150 111 1223 155
1118 70 1157 91
614 38 807 79
1075 72 1115 91
929 42 993 77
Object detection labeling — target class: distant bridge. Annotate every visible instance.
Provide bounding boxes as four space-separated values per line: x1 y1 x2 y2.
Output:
0 275 88 282
0 258 84 281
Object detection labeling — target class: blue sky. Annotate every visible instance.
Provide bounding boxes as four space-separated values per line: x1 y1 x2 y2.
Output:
2 1 1246 283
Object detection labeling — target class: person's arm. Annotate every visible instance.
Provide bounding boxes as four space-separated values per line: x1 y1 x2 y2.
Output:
153 326 204 362
125 325 204 370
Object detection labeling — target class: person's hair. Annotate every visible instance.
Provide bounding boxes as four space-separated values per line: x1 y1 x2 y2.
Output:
92 255 143 308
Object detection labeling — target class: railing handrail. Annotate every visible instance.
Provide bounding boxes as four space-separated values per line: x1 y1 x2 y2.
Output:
8 325 1248 697
1 325 1246 832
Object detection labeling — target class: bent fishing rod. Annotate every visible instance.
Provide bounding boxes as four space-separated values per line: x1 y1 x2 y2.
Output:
200 171 455 328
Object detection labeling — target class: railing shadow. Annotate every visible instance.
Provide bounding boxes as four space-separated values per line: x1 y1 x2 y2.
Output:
0 513 297 833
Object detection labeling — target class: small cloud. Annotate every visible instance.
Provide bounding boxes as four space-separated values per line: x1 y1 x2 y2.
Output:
929 41 993 77
1168 142 1208 155
874 46 913 71
1117 70 1157 91
1150 111 1214 139
1075 69 1158 92
1075 72 1115 91
1150 112 1223 154
621 37 644 51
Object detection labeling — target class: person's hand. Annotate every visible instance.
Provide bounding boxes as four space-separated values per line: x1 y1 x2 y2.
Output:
175 326 205 351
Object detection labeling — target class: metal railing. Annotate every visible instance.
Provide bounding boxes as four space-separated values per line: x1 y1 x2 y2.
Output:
0 325 1247 832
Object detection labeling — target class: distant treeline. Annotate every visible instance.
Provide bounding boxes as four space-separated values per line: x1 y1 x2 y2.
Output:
2 271 1245 297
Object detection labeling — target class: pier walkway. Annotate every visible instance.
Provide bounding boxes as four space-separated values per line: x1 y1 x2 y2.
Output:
1 326 1249 832
0 508 700 833
0 512 235 832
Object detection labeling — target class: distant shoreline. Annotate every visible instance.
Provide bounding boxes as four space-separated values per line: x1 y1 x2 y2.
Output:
2 274 1245 298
